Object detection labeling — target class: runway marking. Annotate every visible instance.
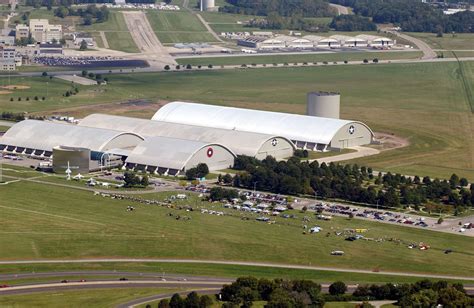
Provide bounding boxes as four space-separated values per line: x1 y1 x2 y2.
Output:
0 205 106 226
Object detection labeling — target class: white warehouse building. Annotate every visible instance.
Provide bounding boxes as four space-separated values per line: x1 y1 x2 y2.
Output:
152 102 374 151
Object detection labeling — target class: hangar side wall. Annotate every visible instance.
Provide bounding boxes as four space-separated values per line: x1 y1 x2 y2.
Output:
185 145 235 171
256 137 294 160
330 123 373 149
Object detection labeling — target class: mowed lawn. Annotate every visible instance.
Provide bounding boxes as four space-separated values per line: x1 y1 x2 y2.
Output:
146 10 218 43
0 61 472 179
406 32 474 50
176 51 423 66
0 180 473 277
0 288 182 308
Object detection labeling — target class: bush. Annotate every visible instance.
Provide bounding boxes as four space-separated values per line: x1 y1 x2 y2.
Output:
88 72 95 78
41 71 48 77
186 64 192 69
344 60 348 64
17 97 21 101
34 96 38 100
9 97 13 101
363 59 369 63
197 65 202 69
373 58 379 63
164 65 170 71
185 163 209 180
175 65 180 70
208 64 213 68
329 281 347 295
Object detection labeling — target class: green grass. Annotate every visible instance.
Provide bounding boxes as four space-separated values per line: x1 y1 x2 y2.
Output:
406 32 474 51
200 12 257 24
0 180 473 277
146 10 218 43
104 31 140 53
0 125 10 131
176 51 423 66
77 11 130 32
147 11 207 32
0 288 182 308
324 303 358 308
0 262 471 285
0 62 473 180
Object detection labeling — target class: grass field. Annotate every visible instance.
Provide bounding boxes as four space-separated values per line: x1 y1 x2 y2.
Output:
406 32 474 51
146 10 218 44
176 51 423 66
1 261 471 285
0 62 473 179
0 178 473 276
0 125 10 132
0 288 181 308
104 31 140 53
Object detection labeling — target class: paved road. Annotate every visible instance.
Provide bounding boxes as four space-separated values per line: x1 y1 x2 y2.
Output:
196 13 224 43
315 146 380 164
99 31 110 49
387 31 437 60
0 259 472 281
122 11 176 66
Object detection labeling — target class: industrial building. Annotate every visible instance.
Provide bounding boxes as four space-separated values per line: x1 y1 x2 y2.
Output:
125 137 235 175
329 35 368 47
79 114 295 160
152 98 374 151
15 19 62 43
276 35 313 49
356 34 394 47
237 36 286 49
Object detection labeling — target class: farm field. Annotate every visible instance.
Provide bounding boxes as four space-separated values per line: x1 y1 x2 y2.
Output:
146 10 218 44
406 32 474 51
0 62 472 179
176 51 423 66
0 288 182 308
0 179 473 276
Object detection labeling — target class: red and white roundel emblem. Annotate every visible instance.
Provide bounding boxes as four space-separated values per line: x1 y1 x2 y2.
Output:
206 147 214 158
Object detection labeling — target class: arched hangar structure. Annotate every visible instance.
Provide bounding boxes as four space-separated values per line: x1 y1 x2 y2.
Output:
152 102 374 151
0 120 143 159
79 114 295 160
125 136 235 176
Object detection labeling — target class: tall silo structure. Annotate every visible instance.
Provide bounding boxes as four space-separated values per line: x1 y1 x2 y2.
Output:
200 0 215 11
306 91 340 119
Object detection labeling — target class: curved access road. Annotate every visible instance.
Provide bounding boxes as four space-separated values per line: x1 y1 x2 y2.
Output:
386 31 437 60
0 259 473 281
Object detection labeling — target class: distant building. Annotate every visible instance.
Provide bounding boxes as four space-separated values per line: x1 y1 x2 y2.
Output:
15 24 29 40
39 43 63 55
16 19 63 43
0 35 15 46
0 46 17 70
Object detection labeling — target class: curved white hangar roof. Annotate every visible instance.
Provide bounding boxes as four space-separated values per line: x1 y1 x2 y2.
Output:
0 120 144 153
151 102 374 149
80 114 295 159
125 136 235 174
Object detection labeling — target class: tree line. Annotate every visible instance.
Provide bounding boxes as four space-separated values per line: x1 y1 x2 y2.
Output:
329 0 474 33
54 4 109 25
329 15 377 31
220 0 334 18
219 277 473 307
246 13 330 32
1 112 44 122
26 0 113 8
226 155 474 211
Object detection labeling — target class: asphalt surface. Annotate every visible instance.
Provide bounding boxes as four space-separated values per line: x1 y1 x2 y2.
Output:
0 259 473 281
386 31 437 60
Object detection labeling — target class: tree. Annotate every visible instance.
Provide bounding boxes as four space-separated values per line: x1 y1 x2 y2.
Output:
329 281 347 295
437 217 444 224
449 173 460 188
199 295 213 308
438 286 472 307
164 65 170 71
81 70 88 77
80 40 88 50
140 175 149 187
185 291 200 308
42 71 48 77
158 299 170 308
169 293 184 308
459 177 468 187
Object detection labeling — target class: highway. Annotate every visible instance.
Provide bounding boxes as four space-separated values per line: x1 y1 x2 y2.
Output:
0 259 473 281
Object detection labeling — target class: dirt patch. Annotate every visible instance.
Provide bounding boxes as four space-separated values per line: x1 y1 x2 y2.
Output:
0 90 12 95
371 132 410 151
2 85 31 90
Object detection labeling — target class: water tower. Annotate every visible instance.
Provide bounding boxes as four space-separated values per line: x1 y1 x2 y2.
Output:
306 91 340 119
